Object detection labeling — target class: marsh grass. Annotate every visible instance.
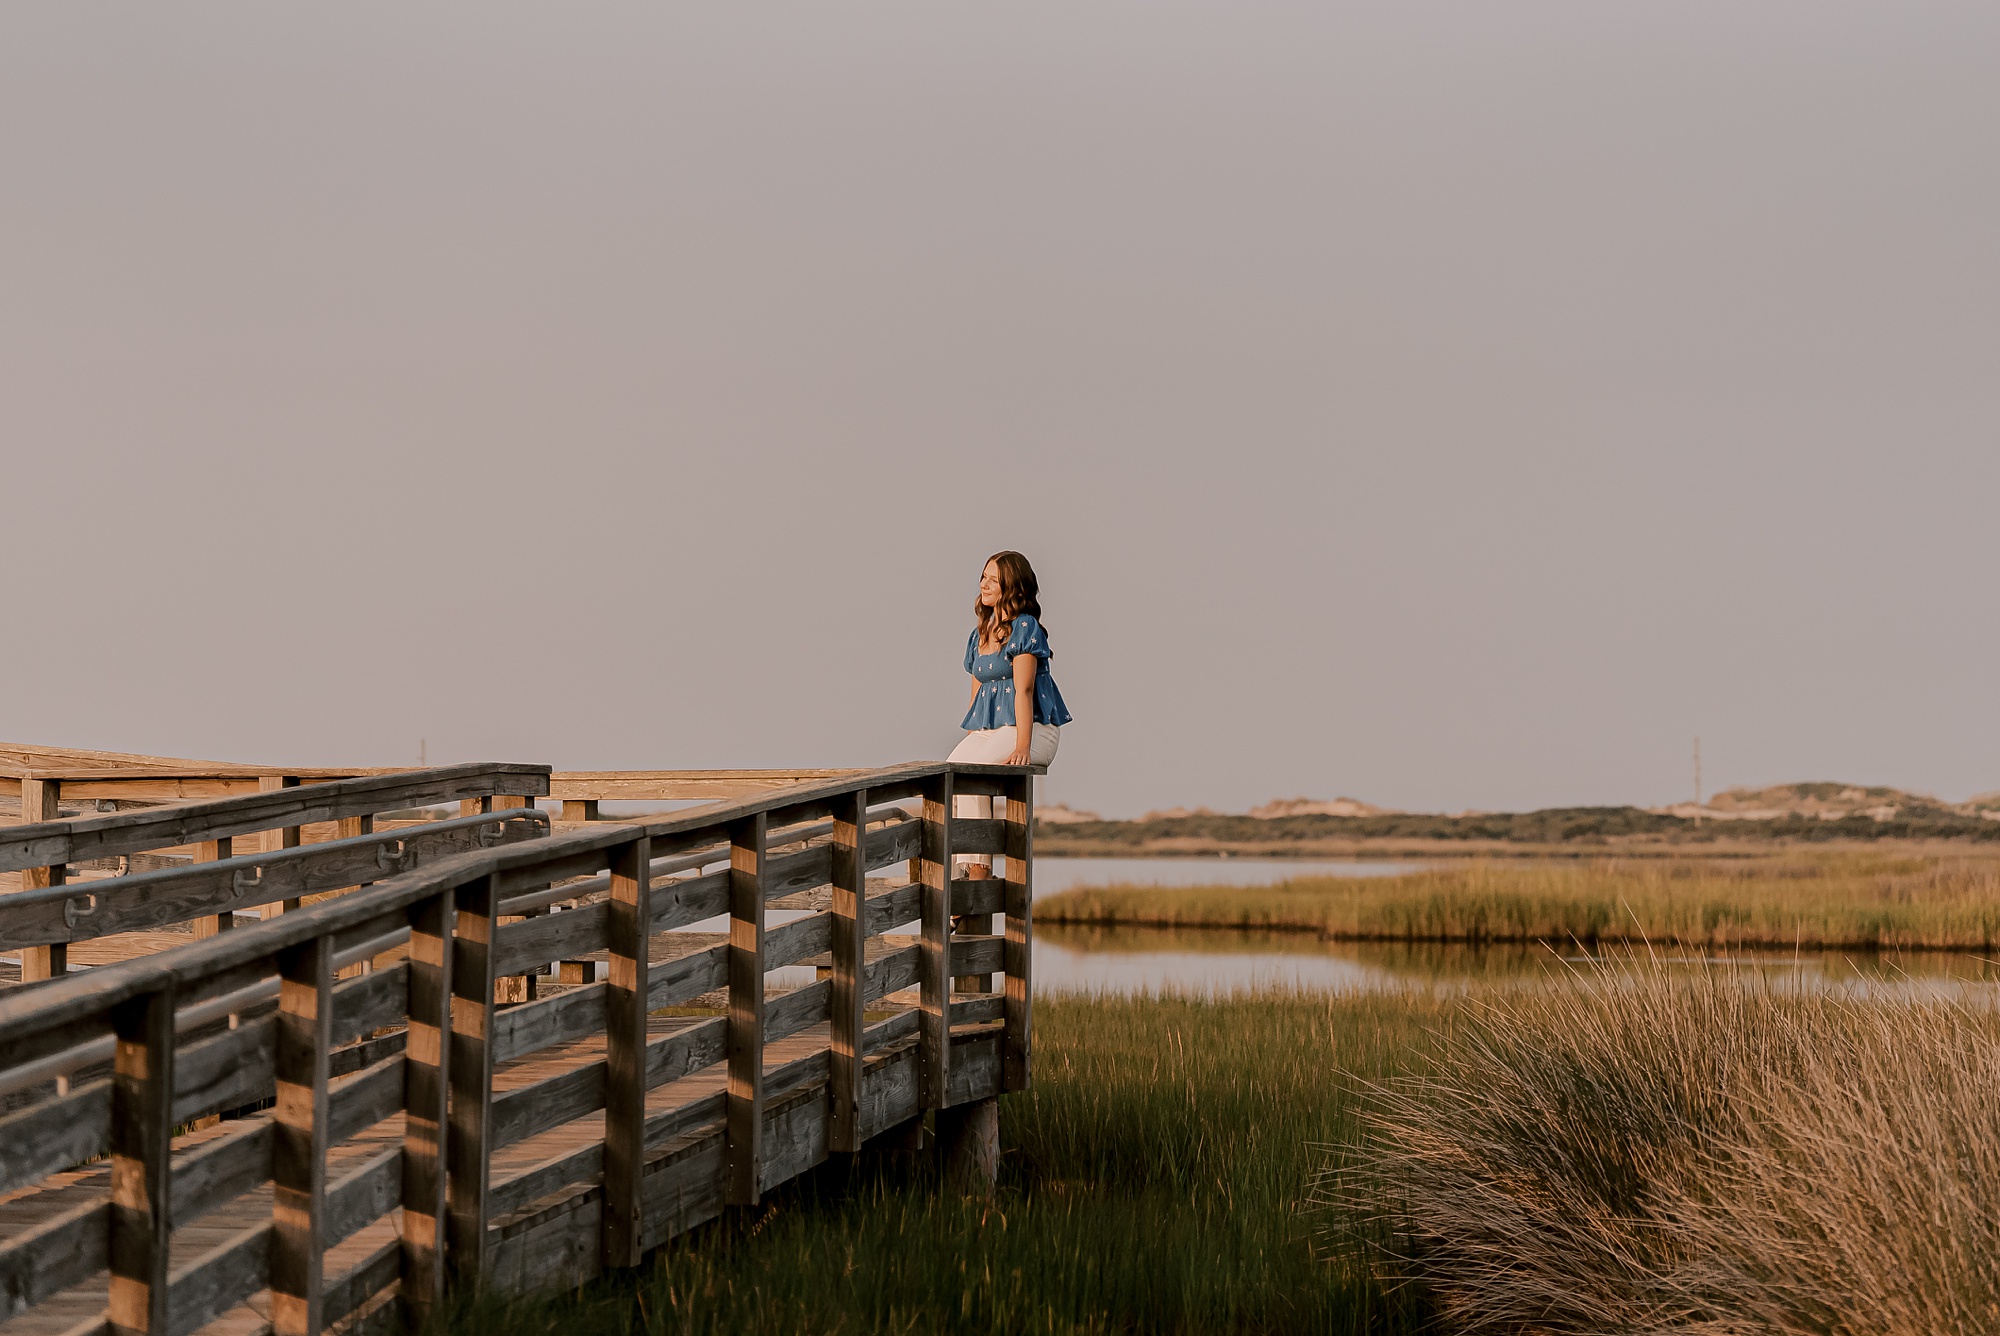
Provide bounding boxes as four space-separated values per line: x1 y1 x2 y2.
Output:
1324 953 2000 1334
436 993 1449 1336
1039 851 2000 950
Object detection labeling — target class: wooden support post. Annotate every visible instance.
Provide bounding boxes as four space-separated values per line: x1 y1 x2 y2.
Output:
20 778 66 982
446 874 500 1289
829 789 868 1153
260 776 303 915
193 836 234 938
562 800 599 822
602 837 653 1269
725 812 766 1206
936 1097 1000 1196
400 889 454 1325
487 797 533 1002
1003 773 1034 1091
919 774 953 1109
107 985 174 1336
272 935 334 1336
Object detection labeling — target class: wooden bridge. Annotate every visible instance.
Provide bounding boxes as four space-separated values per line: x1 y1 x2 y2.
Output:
0 747 1034 1336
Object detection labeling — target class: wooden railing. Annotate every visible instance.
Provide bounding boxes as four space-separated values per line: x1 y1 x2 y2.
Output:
0 764 552 984
0 760 1032 1335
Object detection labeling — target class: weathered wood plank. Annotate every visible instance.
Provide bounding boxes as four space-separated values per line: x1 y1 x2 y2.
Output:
644 1016 726 1089
0 1198 109 1320
164 1222 269 1336
0 1077 110 1199
169 1119 273 1224
763 910 833 972
584 849 653 1268
949 878 1004 918
400 887 453 1323
0 813 543 952
919 776 952 1110
950 935 1003 977
725 814 765 1207
323 1235 399 1332
330 962 407 1050
646 943 728 1012
0 764 551 875
271 934 334 1336
107 984 175 1336
329 1055 406 1146
325 1147 401 1250
764 981 831 1045
492 984 606 1066
492 902 606 978
829 789 866 1154
447 874 500 1288
491 1056 605 1151
1003 774 1033 1091
864 944 921 1002
951 994 1007 1026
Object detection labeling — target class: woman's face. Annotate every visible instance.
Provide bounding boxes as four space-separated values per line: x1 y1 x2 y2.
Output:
979 560 1003 609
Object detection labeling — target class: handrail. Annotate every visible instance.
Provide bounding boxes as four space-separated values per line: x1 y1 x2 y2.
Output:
0 760 1035 1336
0 762 549 873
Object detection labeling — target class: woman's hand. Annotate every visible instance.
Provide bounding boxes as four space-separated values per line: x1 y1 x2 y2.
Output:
1004 742 1033 767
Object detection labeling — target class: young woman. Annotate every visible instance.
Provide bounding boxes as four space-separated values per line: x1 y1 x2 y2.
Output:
949 551 1071 877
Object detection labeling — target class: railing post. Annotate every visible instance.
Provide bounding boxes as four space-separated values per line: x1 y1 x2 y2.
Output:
447 874 501 1289
260 775 303 915
401 888 455 1324
1003 772 1034 1091
829 789 868 1153
272 935 334 1336
193 836 234 937
919 773 954 1109
107 983 174 1336
725 813 766 1206
20 777 66 982
603 836 652 1268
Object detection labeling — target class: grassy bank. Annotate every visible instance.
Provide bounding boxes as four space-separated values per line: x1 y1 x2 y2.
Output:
441 993 1451 1336
1038 852 2000 950
1035 807 2000 856
1327 957 2000 1333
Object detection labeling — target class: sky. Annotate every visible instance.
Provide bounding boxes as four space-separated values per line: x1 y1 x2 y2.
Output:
3 2 1998 818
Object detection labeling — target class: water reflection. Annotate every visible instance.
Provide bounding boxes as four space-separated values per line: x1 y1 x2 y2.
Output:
1034 923 2000 997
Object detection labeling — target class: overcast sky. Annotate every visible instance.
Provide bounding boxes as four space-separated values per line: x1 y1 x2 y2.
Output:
4 3 1997 817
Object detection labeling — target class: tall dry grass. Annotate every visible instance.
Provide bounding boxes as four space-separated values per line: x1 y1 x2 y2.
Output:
1322 954 2000 1334
1041 851 2000 949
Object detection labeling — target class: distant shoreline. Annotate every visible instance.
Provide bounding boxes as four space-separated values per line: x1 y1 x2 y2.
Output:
1033 807 2000 860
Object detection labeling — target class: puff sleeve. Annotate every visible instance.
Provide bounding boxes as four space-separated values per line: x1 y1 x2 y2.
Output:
963 630 979 674
1003 615 1052 662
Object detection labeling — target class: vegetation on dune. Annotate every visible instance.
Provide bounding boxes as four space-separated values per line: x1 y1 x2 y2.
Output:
1035 805 2000 850
437 993 1449 1336
1324 955 2000 1334
1038 852 2000 949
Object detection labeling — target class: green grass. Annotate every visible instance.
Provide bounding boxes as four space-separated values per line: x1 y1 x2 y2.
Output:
437 993 1454 1336
1038 852 2000 950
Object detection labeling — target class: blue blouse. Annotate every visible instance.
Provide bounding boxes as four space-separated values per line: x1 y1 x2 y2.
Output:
963 615 1073 730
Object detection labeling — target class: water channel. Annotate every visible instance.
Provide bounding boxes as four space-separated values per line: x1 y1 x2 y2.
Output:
1025 857 2000 998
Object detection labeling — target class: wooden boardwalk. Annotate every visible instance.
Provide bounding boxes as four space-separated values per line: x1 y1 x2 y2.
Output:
0 758 1032 1336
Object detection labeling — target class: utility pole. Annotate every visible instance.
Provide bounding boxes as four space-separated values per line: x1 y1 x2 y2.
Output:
1693 736 1702 828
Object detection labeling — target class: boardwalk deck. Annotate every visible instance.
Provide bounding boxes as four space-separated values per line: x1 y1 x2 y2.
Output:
0 759 1033 1336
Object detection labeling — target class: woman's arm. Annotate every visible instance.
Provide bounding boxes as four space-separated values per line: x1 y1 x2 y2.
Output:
970 675 981 712
1007 654 1038 766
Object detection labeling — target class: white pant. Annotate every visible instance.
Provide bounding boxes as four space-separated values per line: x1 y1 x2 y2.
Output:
948 724 1058 868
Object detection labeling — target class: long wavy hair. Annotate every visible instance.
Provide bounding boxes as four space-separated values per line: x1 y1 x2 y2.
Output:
973 550 1042 651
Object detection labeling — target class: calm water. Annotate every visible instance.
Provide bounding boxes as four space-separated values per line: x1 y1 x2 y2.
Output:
1032 923 2000 997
